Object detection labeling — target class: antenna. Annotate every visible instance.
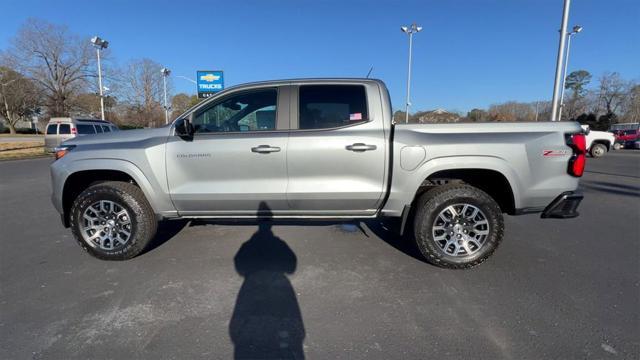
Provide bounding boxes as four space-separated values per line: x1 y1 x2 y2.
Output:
366 66 374 78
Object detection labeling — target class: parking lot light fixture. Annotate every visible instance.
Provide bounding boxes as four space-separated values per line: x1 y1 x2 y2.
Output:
91 36 109 120
401 23 422 123
161 68 171 124
558 24 583 121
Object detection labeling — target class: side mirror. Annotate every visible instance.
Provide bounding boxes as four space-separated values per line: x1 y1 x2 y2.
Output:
175 118 195 138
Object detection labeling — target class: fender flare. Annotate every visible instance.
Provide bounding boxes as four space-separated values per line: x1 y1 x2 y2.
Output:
388 155 523 215
61 158 169 216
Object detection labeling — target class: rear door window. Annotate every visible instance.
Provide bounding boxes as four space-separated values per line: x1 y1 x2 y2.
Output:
46 124 57 135
94 125 103 133
58 124 71 135
298 85 368 130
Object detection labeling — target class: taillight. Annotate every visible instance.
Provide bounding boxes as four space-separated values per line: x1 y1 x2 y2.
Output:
71 127 77 134
566 133 586 177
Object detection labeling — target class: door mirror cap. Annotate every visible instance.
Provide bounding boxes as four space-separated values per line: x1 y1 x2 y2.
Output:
175 117 195 138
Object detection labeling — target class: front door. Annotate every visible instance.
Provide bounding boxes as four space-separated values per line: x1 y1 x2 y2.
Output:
166 86 290 216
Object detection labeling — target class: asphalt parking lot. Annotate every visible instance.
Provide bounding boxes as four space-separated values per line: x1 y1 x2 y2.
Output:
1 151 639 359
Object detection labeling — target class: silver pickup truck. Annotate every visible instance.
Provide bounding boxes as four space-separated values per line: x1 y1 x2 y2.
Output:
50 78 586 268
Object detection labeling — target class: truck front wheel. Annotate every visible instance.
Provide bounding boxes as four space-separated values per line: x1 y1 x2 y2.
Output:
69 181 157 260
413 184 504 269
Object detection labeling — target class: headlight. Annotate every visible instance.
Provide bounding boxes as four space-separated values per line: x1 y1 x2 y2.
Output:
54 145 76 160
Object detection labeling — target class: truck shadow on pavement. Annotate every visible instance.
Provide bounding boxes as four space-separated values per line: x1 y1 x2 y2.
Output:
364 219 427 263
141 219 190 255
228 202 305 359
579 180 640 197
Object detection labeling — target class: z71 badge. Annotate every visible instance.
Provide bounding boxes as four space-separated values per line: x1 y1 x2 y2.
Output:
543 149 570 157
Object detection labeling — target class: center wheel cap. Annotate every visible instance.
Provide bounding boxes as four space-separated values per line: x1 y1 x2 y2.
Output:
107 219 116 227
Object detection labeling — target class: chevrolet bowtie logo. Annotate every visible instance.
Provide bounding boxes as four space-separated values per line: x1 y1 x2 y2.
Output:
200 74 220 82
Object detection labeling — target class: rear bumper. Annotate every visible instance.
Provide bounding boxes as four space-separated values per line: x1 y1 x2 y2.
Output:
540 191 583 219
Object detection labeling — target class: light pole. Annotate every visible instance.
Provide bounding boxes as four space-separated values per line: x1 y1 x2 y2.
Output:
161 68 171 124
91 36 109 120
558 25 582 121
401 23 422 123
550 0 571 121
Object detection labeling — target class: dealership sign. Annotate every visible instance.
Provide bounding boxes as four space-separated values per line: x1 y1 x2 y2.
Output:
197 70 224 98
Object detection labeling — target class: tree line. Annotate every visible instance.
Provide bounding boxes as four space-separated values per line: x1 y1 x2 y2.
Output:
395 70 638 130
0 19 201 134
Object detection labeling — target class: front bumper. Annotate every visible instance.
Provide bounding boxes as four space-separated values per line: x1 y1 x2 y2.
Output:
541 191 583 219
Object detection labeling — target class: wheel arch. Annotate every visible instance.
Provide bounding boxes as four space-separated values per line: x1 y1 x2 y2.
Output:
60 160 163 227
412 156 521 211
385 155 523 221
590 140 611 151
420 168 516 215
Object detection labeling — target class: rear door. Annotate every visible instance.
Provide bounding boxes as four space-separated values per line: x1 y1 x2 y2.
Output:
166 86 291 216
44 124 58 150
57 123 74 144
286 84 386 215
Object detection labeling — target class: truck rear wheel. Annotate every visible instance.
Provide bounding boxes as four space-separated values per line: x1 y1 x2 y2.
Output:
413 184 504 269
69 181 157 260
590 143 607 157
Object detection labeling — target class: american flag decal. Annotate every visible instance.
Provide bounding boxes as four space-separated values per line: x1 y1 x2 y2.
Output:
349 113 362 121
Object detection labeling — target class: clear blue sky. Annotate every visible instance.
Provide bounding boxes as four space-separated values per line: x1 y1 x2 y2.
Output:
1 0 638 112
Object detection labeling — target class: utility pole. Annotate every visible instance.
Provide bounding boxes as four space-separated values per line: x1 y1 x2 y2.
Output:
550 0 571 121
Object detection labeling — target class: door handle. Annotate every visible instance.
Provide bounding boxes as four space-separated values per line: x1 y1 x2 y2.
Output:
346 143 377 152
251 145 281 153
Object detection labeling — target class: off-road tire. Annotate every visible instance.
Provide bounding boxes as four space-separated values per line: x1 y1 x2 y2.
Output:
413 184 504 269
590 143 607 158
70 181 157 260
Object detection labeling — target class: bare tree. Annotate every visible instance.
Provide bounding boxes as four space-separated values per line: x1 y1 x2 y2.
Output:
622 84 640 123
0 67 41 134
3 19 93 117
118 58 169 127
595 72 630 117
488 101 536 122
